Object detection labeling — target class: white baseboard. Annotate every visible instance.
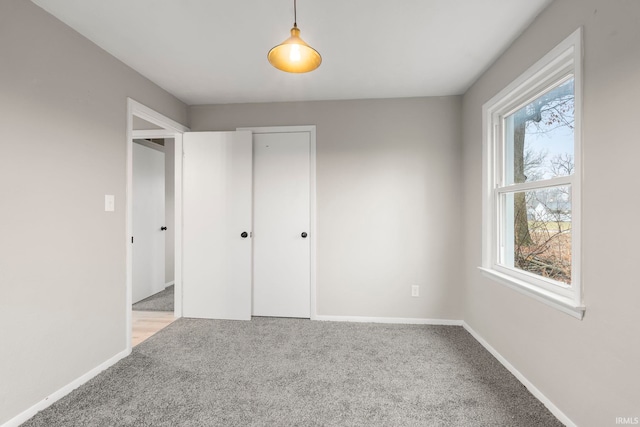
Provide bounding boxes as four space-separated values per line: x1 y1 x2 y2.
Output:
462 322 575 427
314 314 463 326
2 349 130 427
165 281 175 288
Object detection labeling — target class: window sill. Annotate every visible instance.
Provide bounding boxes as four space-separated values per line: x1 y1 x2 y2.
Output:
478 267 585 320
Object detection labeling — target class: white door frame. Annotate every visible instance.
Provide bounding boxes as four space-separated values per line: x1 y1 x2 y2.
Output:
237 125 318 320
126 98 189 352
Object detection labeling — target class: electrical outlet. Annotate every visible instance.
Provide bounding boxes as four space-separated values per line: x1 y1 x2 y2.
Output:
411 285 419 297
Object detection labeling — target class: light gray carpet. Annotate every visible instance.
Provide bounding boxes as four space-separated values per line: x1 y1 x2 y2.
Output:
22 318 562 427
132 285 174 312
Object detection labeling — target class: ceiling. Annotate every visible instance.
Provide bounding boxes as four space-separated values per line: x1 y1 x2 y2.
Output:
31 0 552 105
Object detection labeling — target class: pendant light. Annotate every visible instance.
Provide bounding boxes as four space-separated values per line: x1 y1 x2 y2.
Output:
268 0 322 73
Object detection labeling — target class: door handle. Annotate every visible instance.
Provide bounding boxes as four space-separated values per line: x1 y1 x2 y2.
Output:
161 226 167 231
241 231 248 238
301 232 308 238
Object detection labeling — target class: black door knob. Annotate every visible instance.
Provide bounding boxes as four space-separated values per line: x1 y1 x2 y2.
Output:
301 232 308 238
161 226 167 231
241 231 248 238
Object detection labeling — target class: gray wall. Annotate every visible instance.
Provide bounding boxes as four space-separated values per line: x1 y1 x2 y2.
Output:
189 97 464 320
461 0 640 425
0 1 187 424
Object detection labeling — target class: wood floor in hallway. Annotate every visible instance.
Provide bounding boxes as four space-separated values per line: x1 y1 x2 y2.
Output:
132 310 177 347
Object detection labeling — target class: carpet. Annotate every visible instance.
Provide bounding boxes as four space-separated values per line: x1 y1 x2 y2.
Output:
132 285 174 312
22 318 562 426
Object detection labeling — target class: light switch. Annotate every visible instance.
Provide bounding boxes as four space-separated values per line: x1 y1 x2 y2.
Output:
105 195 115 212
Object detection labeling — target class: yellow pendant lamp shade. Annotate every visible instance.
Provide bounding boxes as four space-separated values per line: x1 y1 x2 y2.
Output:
268 1 321 73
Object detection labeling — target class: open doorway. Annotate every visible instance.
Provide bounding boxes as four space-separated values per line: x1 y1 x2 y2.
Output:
131 136 174 346
126 99 189 350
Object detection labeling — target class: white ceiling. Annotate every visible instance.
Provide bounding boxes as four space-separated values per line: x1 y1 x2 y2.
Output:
32 0 552 105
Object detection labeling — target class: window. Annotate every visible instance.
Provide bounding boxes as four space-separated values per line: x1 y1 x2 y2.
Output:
481 29 584 319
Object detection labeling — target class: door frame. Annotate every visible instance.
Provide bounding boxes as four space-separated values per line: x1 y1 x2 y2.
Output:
237 125 318 320
126 98 189 352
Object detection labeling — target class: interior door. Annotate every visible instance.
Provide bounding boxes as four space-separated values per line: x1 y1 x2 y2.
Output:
253 132 311 318
182 131 253 320
132 142 166 303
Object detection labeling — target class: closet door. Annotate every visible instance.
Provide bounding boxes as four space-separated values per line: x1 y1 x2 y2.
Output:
252 132 311 318
182 131 252 320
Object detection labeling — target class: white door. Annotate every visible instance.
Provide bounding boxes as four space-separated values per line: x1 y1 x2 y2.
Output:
182 131 253 320
253 132 311 318
132 142 166 304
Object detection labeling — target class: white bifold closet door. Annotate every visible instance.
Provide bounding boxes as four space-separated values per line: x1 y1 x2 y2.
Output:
182 131 253 320
252 132 311 318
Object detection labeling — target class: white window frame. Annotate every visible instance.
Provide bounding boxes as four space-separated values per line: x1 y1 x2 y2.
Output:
480 28 584 319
